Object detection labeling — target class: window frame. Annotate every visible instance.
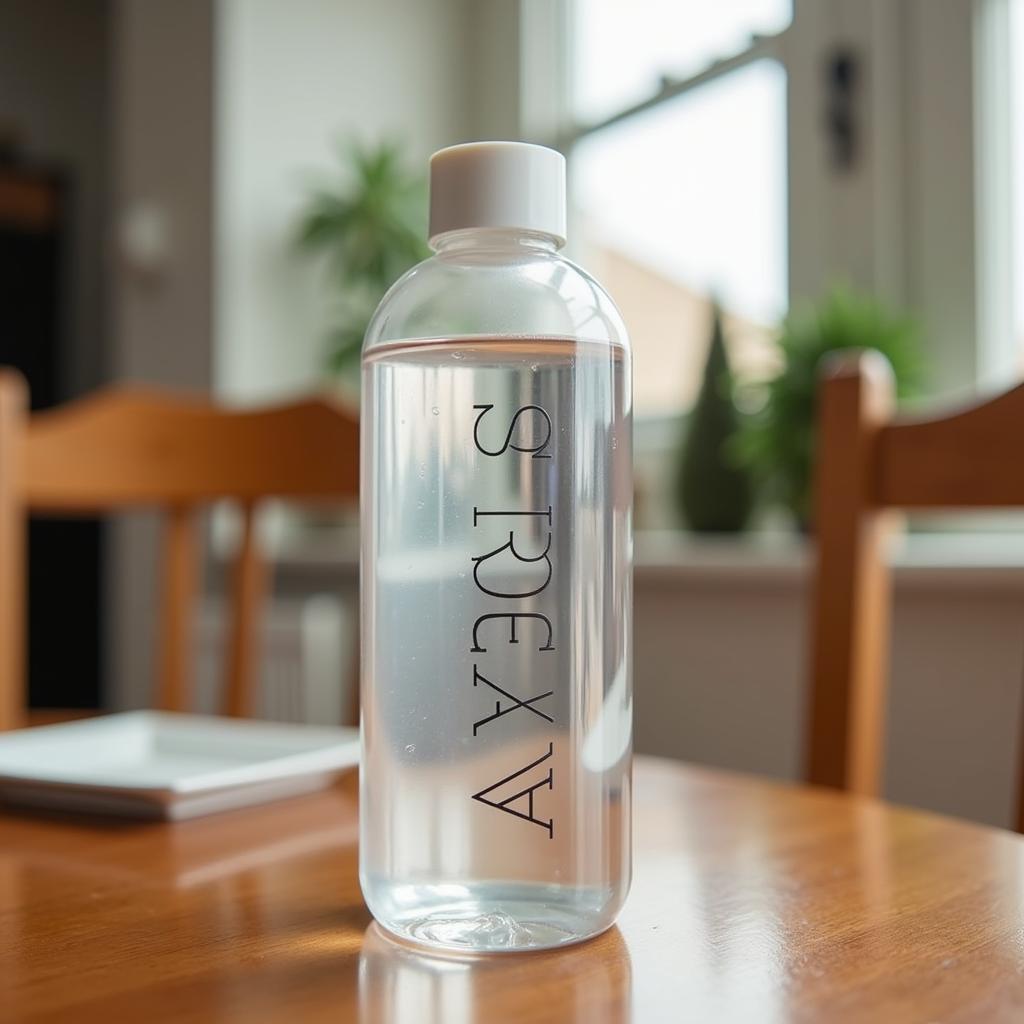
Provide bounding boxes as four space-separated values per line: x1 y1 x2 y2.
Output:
518 0 1003 401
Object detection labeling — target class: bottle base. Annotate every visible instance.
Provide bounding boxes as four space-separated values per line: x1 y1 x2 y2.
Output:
363 879 620 954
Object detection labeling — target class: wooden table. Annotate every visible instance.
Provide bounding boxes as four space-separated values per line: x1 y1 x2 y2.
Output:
1 758 1023 1023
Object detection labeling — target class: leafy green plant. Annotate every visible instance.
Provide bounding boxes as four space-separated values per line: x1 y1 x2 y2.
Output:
737 287 921 525
297 141 429 374
675 303 754 532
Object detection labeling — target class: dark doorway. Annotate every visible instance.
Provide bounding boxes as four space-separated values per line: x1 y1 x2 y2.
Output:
0 0 111 710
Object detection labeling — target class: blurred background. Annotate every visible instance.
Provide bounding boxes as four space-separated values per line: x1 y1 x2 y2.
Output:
2 0 1024 826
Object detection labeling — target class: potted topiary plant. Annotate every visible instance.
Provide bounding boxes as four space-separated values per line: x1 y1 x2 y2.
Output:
737 286 921 527
674 302 754 532
297 140 429 386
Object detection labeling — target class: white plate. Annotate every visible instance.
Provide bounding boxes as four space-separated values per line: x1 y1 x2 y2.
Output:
0 711 360 820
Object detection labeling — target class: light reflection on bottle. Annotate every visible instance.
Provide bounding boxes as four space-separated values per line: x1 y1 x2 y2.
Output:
357 922 632 1024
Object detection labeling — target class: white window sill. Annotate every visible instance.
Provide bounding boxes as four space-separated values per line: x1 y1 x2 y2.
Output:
635 530 1024 590
257 526 1024 591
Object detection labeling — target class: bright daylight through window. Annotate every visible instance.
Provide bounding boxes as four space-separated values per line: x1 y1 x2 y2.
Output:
569 0 791 418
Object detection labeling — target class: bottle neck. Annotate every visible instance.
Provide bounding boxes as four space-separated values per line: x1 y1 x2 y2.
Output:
431 227 562 257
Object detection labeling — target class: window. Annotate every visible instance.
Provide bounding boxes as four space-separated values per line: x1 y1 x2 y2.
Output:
567 1 791 418
519 0 1011 525
572 0 792 124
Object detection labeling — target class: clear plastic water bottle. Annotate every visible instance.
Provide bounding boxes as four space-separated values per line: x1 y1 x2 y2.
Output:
360 141 632 952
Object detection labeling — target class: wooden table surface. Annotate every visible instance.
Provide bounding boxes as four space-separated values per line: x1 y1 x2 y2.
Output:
1 757 1023 1023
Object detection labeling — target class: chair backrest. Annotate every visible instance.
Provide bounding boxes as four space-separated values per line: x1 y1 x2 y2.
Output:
0 369 359 731
806 349 1024 828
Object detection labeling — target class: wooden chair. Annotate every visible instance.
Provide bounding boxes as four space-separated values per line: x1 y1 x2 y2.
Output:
806 349 1024 828
0 370 359 732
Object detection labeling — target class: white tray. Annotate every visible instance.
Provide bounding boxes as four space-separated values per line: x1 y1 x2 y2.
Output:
0 711 360 820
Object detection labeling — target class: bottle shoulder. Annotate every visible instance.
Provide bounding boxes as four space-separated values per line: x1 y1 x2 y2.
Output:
363 249 629 355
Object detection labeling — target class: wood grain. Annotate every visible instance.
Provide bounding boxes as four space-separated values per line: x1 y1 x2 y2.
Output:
1 758 1023 1023
877 378 1024 506
19 387 359 510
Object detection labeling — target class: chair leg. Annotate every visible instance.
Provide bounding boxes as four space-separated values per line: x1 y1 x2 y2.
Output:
0 372 28 731
345 612 360 729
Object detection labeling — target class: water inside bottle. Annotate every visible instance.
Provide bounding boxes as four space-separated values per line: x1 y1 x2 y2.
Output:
361 335 632 952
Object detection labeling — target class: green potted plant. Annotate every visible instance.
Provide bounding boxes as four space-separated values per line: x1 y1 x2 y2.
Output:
737 286 921 526
297 140 429 384
674 302 754 532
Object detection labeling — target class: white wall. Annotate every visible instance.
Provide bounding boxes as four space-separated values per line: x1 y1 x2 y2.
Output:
215 0 476 401
632 537 1024 830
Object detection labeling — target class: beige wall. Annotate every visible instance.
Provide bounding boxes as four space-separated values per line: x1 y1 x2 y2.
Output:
110 0 214 389
107 0 216 710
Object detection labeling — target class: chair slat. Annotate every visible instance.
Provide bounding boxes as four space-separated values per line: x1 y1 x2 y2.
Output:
224 503 267 718
21 388 359 509
806 352 896 795
876 381 1024 508
157 506 199 712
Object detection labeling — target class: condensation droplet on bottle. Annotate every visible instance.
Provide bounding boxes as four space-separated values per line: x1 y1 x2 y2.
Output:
405 744 416 754
431 407 440 416
416 499 425 509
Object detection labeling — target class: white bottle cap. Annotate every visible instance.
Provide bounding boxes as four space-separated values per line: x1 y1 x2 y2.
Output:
428 141 567 249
